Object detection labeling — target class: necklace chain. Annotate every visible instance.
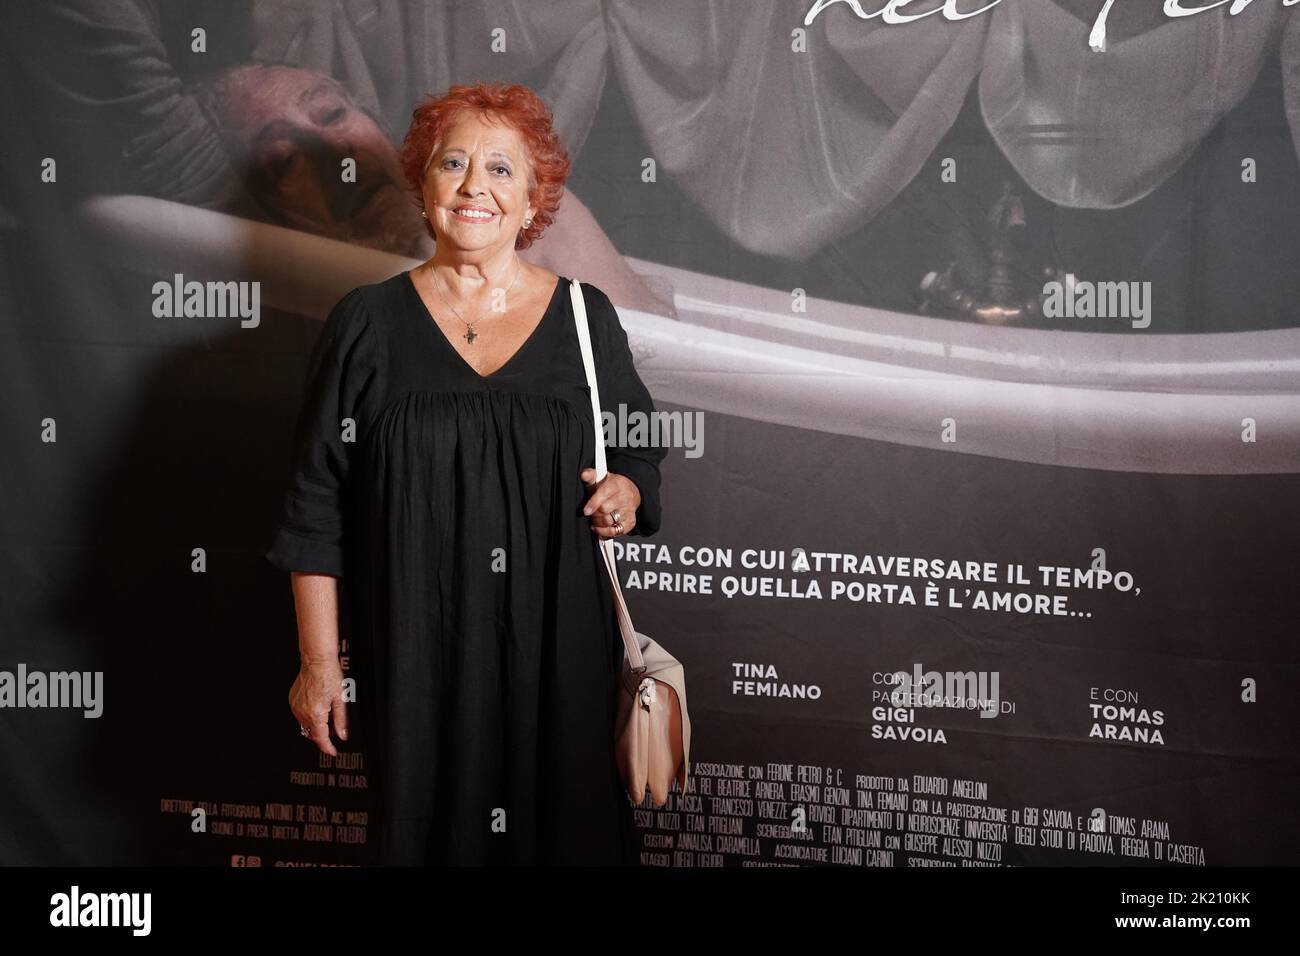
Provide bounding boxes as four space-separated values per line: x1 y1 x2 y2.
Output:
429 261 524 345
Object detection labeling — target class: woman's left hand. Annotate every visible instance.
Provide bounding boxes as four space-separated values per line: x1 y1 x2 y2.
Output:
580 468 640 538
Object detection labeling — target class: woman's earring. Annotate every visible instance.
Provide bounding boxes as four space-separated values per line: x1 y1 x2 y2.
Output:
421 210 428 219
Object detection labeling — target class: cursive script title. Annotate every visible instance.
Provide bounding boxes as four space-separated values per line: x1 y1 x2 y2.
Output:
804 0 1299 52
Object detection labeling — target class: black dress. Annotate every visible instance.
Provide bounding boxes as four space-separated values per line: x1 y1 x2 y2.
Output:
266 270 666 866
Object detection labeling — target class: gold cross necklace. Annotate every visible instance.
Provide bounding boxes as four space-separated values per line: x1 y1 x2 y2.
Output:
430 261 524 344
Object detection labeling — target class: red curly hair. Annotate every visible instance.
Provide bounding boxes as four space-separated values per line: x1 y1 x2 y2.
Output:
398 82 570 250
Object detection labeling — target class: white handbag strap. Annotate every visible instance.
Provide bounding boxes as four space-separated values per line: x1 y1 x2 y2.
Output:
570 278 647 674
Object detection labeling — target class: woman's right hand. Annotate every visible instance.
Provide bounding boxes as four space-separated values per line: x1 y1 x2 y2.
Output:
289 659 349 757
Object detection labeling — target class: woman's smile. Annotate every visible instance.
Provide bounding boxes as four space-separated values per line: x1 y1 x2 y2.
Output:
450 206 497 222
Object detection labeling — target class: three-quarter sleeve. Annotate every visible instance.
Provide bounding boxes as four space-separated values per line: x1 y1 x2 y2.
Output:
584 282 668 537
266 288 373 577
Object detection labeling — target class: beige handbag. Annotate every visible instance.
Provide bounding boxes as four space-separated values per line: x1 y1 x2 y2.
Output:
570 278 691 807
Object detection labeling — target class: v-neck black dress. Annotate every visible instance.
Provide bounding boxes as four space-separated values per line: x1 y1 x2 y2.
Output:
266 270 666 866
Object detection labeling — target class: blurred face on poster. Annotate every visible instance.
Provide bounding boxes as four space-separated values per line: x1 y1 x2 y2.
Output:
203 64 427 257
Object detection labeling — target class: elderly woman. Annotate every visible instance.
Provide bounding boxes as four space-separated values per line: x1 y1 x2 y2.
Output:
266 82 667 866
